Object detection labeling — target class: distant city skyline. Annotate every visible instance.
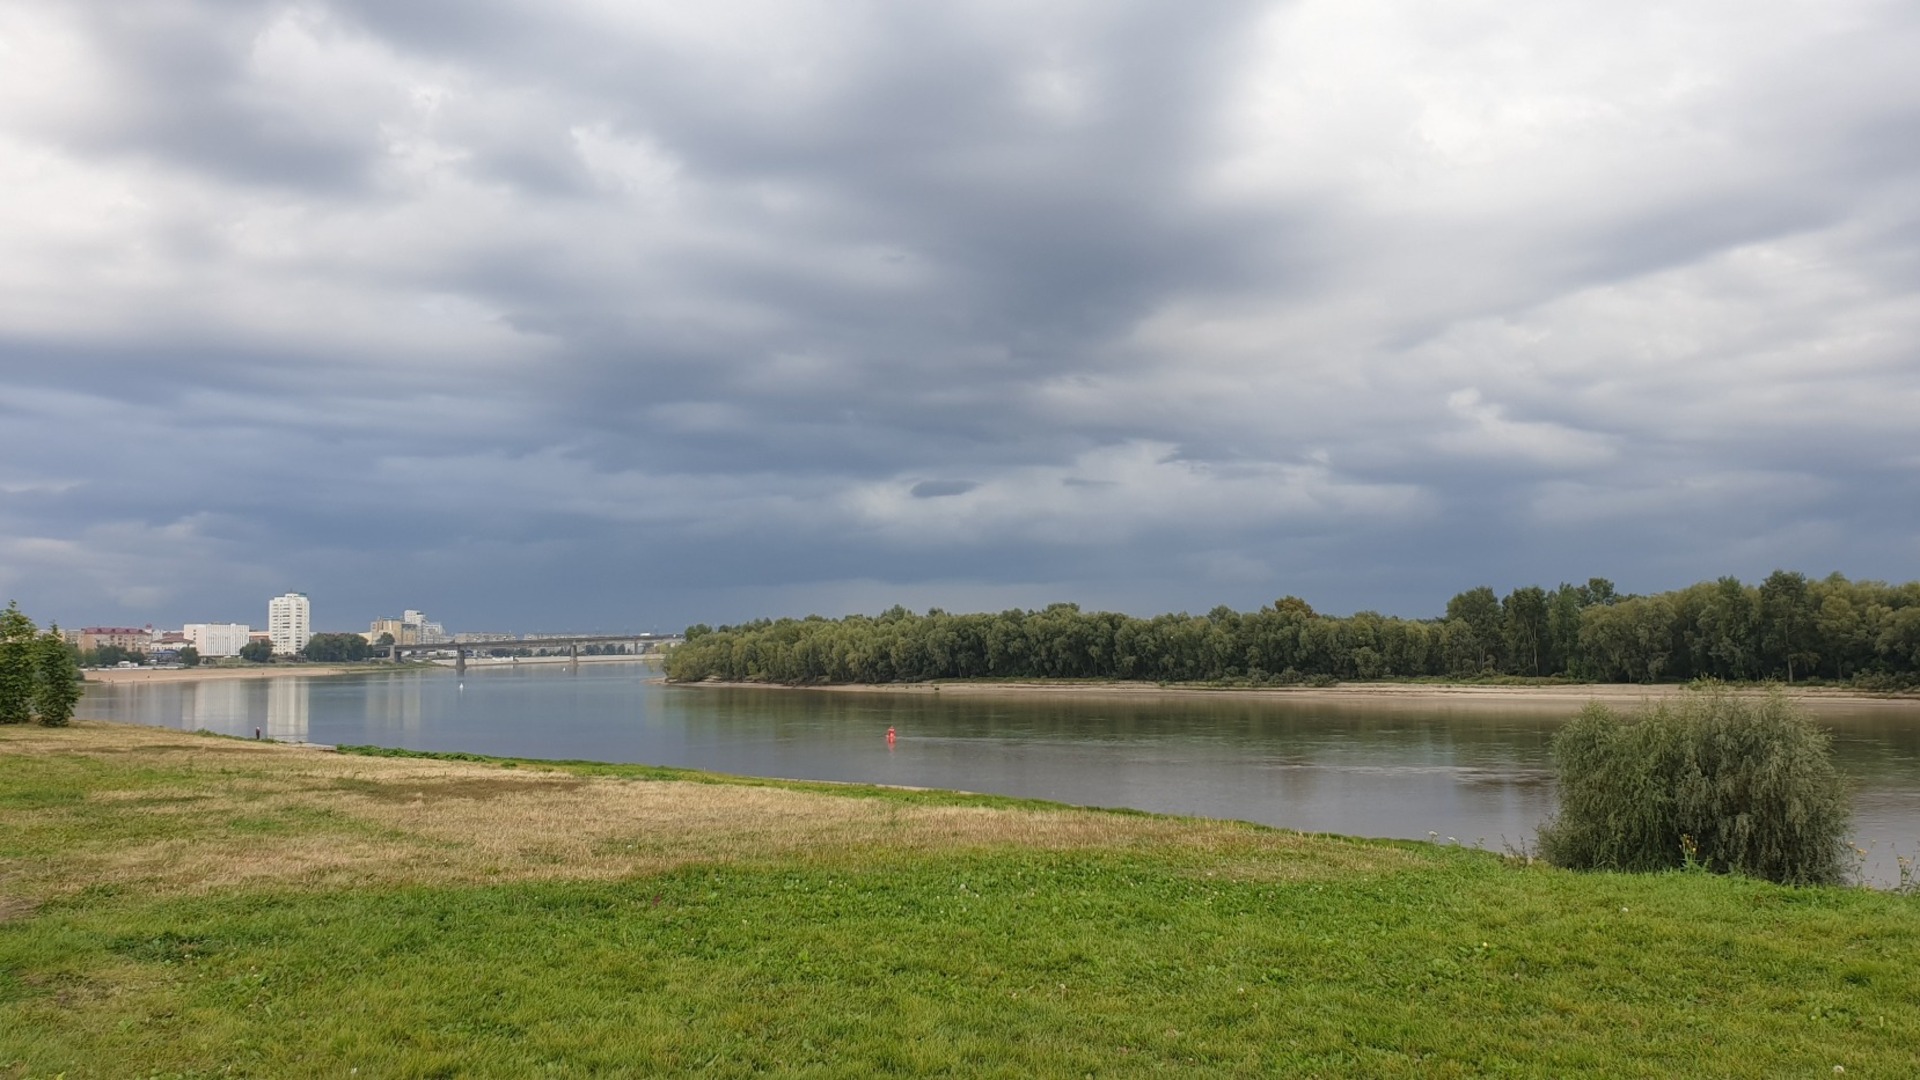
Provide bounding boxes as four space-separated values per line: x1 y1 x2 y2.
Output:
1 2 1915 630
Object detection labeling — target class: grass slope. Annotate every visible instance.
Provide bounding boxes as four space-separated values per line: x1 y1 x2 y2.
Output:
3 723 1917 1078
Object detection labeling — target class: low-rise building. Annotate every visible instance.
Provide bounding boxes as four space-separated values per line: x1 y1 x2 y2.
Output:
184 623 252 658
79 627 153 654
370 610 449 647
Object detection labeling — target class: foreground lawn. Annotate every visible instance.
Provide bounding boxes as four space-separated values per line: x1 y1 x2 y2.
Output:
3 724 1917 1077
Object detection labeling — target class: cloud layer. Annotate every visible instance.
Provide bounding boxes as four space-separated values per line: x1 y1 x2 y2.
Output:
2 0 1916 632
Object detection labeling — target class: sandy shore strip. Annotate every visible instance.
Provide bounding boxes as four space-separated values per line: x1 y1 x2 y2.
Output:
677 679 1920 713
83 665 367 685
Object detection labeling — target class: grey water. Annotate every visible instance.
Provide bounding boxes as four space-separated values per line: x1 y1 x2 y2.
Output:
82 662 1920 886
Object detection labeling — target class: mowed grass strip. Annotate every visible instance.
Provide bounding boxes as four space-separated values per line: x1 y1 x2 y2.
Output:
1 723 1917 1078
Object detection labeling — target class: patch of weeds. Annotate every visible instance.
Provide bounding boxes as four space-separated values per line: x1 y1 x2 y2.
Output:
109 931 219 966
0 788 85 811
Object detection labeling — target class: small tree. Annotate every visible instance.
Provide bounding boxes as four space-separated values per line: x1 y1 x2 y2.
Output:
0 600 37 725
1538 690 1850 885
239 639 274 663
33 625 82 726
178 645 201 668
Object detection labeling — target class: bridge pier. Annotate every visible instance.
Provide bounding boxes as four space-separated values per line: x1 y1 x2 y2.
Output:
569 642 579 674
454 646 466 676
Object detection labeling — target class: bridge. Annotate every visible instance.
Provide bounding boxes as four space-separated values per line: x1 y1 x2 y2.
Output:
385 633 684 675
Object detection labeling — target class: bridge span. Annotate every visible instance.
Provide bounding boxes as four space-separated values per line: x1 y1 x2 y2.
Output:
386 633 683 675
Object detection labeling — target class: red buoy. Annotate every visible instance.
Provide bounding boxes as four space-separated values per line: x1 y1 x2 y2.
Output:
886 726 896 746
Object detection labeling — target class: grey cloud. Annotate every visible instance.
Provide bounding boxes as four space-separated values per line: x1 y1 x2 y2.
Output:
1 0 1916 631
909 480 978 499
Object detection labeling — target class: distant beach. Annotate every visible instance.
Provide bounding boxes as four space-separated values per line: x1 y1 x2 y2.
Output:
681 679 1920 714
83 665 364 685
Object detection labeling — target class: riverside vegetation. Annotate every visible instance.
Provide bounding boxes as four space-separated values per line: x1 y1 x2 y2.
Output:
4 717 1919 1076
0 602 82 728
1539 691 1853 886
666 571 1920 688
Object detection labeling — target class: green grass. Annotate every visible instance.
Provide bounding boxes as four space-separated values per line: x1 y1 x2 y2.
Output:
4 727 1919 1077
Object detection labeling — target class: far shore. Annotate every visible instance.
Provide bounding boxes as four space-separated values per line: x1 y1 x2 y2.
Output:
84 653 666 686
677 678 1920 713
83 664 370 685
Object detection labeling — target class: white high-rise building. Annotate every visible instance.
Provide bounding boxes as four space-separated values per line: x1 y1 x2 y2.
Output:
268 592 311 655
184 623 251 658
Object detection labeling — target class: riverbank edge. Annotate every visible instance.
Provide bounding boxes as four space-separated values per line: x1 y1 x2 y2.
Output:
81 664 370 684
5 720 1920 1077
670 677 1920 711
83 654 665 686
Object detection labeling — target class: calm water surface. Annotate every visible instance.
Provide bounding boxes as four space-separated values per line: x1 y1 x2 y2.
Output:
83 662 1920 883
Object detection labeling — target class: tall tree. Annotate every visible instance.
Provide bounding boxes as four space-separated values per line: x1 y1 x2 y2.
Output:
1759 570 1816 682
0 601 38 724
1546 584 1586 677
33 625 82 726
1501 586 1550 675
1445 587 1505 673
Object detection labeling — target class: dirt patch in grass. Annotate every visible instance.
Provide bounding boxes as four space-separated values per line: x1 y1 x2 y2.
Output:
0 894 37 923
328 775 591 803
3 721 1429 904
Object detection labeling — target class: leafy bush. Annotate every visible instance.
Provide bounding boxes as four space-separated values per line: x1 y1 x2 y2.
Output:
1538 690 1851 885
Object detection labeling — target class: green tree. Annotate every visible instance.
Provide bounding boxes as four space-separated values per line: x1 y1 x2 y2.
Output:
1578 596 1676 683
1577 578 1619 607
32 625 82 726
239 639 275 663
0 601 38 724
1501 586 1550 675
1694 576 1758 680
1445 587 1505 673
1546 584 1585 677
1759 570 1816 682
177 645 202 668
302 633 374 663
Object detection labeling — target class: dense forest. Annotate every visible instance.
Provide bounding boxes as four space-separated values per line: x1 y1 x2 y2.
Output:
665 572 1920 688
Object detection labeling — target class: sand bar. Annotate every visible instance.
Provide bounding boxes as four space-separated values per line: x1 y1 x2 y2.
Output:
679 679 1920 714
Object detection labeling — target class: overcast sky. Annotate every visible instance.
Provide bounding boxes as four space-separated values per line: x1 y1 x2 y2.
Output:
2 0 1917 634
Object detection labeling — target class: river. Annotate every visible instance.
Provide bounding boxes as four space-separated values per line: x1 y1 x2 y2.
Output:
81 661 1920 885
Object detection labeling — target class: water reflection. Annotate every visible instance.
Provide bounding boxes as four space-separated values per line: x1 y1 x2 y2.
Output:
81 667 1920 885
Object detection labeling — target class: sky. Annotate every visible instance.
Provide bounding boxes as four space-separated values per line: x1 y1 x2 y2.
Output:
2 0 1917 635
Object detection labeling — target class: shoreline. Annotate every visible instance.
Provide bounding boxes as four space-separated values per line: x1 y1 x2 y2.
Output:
82 664 369 684
675 678 1920 712
84 654 664 685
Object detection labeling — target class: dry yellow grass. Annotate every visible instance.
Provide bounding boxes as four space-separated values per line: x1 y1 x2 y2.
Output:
1 722 1419 911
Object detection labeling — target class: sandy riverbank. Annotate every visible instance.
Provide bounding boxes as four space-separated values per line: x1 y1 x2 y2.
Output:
679 678 1920 713
82 664 368 685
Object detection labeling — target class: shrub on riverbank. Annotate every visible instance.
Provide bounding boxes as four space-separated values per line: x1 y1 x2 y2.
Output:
1538 691 1851 884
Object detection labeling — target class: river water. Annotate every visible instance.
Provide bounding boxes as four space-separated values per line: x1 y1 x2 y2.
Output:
81 661 1920 885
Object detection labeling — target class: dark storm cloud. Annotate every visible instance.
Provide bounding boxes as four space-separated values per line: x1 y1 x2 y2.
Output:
1 0 1917 631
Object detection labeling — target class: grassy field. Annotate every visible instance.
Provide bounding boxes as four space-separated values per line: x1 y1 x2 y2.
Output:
3 723 1917 1077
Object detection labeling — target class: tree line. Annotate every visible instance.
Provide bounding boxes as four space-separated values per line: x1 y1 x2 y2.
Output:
664 571 1920 688
0 602 84 726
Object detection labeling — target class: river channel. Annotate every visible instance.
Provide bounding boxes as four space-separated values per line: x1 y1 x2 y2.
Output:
82 661 1920 885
